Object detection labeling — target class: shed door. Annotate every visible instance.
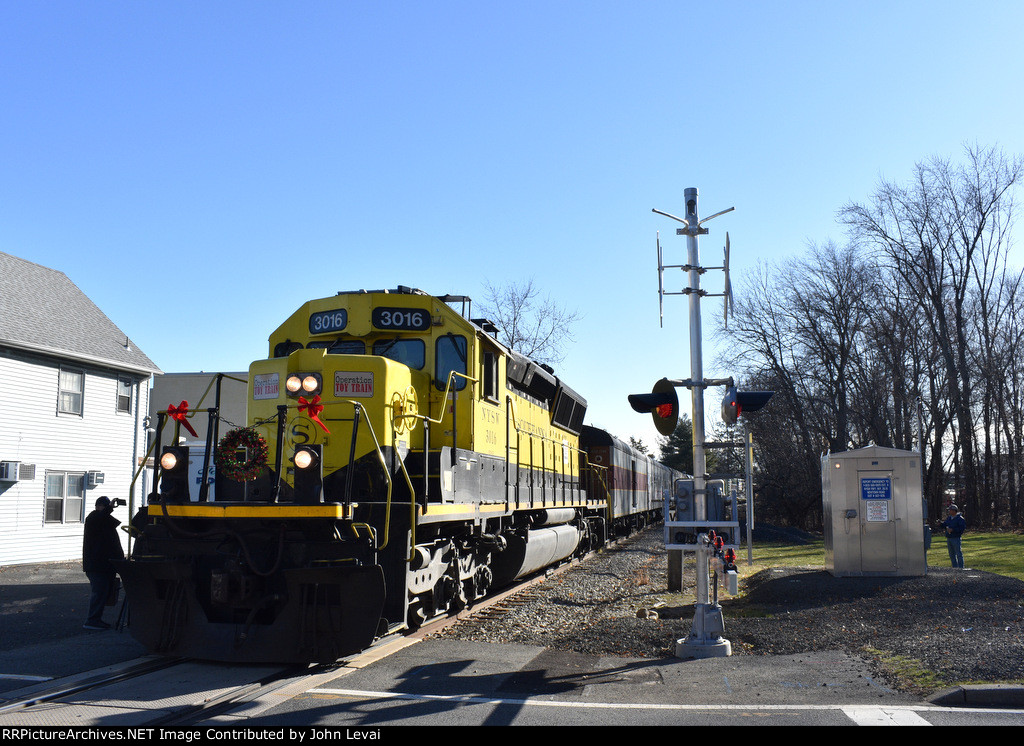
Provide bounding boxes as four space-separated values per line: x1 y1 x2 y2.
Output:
859 471 897 573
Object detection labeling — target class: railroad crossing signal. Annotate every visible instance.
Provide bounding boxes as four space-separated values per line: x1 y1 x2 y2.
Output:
628 378 680 436
721 386 774 425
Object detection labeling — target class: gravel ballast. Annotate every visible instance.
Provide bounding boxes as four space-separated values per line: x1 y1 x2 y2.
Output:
431 526 1024 693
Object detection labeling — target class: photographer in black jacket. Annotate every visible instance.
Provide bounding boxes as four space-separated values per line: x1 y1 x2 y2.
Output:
82 496 125 630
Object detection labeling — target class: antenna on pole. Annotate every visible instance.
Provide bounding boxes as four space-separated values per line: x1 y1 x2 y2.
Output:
723 232 733 329
657 232 665 328
651 204 734 327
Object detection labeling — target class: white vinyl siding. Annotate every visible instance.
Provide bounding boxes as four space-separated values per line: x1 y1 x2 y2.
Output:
0 350 150 565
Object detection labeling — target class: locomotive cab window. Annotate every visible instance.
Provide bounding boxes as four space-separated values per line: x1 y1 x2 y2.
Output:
274 340 304 358
373 338 425 369
436 334 467 390
482 348 499 402
309 339 366 355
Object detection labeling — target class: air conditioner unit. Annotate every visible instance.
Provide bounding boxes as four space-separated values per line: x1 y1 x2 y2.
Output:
87 471 105 489
0 461 20 482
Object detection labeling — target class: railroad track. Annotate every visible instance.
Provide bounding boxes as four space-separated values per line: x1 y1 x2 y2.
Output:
0 536 628 726
0 656 318 726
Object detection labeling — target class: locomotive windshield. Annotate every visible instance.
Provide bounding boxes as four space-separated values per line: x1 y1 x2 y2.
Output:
273 335 427 369
372 337 425 369
307 339 365 355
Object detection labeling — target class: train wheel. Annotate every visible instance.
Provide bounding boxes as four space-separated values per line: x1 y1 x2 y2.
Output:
407 597 428 629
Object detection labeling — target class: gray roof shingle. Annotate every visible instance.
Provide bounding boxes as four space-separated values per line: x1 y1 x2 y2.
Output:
0 251 161 375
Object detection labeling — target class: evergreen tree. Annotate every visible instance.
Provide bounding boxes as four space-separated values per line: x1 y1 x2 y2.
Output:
629 437 649 454
658 415 694 474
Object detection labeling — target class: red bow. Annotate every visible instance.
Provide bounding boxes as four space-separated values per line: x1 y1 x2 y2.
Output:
299 395 330 434
167 401 198 437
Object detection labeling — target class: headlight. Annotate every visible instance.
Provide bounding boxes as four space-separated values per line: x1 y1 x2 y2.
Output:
160 450 180 470
293 444 323 503
294 447 315 470
286 372 322 396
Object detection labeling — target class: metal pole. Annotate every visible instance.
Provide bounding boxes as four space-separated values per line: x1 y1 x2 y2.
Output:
676 187 731 659
686 187 707 524
686 187 709 614
746 427 754 565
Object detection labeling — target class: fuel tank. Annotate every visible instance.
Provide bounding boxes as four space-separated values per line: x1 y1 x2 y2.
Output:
490 523 580 587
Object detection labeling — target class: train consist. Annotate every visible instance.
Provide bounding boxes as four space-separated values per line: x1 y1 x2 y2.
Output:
118 287 685 663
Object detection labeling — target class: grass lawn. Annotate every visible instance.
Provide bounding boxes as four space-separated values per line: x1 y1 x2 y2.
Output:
738 530 1024 582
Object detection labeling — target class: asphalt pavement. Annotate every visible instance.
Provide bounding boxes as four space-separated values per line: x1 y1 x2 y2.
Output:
1 560 1022 727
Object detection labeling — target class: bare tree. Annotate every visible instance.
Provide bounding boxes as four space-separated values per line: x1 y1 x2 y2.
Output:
477 278 582 365
719 260 825 529
841 144 1023 523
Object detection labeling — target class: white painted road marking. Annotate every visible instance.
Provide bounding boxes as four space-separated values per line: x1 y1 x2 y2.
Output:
841 707 933 725
307 687 1020 722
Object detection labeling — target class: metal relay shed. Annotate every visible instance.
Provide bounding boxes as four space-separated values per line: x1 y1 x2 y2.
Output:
821 445 927 577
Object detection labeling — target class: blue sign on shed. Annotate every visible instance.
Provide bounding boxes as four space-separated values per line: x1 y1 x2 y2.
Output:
860 477 892 501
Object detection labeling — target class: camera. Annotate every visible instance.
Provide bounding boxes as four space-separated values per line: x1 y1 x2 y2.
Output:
110 497 126 509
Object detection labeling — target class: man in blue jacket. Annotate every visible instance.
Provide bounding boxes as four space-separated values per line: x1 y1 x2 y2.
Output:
941 504 967 569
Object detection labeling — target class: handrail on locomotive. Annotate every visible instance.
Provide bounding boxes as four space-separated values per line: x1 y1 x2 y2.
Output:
146 365 612 553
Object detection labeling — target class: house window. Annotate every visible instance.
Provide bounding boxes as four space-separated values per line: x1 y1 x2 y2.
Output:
116 377 133 413
58 368 84 415
45 472 86 524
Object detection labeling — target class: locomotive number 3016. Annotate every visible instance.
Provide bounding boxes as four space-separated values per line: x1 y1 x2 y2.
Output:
309 309 348 334
372 307 431 331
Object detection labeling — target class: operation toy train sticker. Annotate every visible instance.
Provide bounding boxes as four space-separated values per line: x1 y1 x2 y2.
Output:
253 373 280 400
335 371 374 397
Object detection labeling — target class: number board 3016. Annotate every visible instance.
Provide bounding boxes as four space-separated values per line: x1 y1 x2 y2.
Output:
372 307 431 331
309 309 348 334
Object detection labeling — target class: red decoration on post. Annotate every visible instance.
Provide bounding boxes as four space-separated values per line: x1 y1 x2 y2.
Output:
299 395 330 434
167 401 198 437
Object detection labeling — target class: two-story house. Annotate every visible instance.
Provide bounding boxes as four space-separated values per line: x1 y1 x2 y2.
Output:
0 252 161 565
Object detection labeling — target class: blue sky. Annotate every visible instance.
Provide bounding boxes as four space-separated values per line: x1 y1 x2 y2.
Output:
2 1 1023 451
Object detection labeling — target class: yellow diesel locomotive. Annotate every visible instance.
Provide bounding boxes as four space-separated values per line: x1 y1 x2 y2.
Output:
119 287 679 663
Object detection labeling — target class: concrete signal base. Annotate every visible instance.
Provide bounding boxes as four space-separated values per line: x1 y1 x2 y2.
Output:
676 603 732 659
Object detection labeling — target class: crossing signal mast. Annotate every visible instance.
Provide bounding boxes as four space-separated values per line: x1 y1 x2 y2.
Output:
630 187 773 660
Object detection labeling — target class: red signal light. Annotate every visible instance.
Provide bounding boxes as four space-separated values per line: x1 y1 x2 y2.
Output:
722 386 774 424
627 378 680 436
